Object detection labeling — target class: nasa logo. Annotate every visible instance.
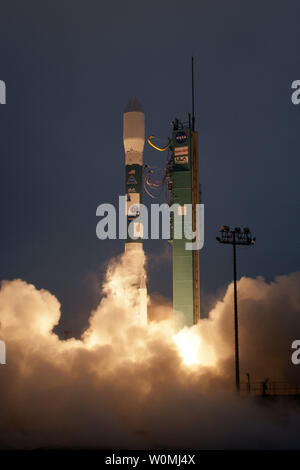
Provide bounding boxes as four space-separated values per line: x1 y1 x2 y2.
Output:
175 131 187 144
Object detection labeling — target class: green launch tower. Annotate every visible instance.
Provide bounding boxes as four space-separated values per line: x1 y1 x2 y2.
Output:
146 59 201 326
168 120 200 325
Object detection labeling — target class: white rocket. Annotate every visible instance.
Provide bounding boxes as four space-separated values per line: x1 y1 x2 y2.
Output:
123 97 147 325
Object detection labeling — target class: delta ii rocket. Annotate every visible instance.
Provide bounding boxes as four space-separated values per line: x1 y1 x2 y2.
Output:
123 97 147 325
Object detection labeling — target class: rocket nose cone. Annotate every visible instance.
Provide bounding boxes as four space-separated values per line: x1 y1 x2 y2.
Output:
124 96 143 113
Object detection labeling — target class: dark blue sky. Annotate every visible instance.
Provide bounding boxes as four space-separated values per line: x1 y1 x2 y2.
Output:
0 0 299 335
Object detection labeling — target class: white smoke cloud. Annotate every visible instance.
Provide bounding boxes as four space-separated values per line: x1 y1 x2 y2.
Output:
0 252 299 449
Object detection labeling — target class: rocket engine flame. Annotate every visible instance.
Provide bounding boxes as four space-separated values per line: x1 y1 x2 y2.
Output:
173 327 217 367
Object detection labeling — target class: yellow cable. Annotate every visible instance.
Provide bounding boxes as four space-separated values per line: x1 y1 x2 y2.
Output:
147 135 171 152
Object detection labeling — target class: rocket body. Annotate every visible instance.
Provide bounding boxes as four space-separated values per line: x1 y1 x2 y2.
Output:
123 97 147 325
123 97 145 242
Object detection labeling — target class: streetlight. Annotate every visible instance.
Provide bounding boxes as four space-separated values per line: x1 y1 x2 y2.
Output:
216 226 256 393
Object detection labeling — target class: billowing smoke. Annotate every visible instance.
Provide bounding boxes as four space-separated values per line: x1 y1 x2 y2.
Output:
0 251 300 449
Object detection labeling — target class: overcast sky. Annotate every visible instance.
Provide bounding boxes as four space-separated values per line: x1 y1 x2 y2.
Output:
0 0 299 335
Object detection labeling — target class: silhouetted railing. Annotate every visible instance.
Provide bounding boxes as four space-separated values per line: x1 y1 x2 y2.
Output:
240 381 300 396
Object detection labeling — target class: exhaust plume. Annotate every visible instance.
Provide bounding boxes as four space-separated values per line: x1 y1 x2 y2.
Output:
0 252 300 449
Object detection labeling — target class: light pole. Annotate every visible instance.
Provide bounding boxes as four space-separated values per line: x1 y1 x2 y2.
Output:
216 226 256 393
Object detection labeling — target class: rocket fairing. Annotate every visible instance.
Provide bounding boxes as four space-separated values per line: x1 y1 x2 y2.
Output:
123 97 147 325
123 97 145 243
